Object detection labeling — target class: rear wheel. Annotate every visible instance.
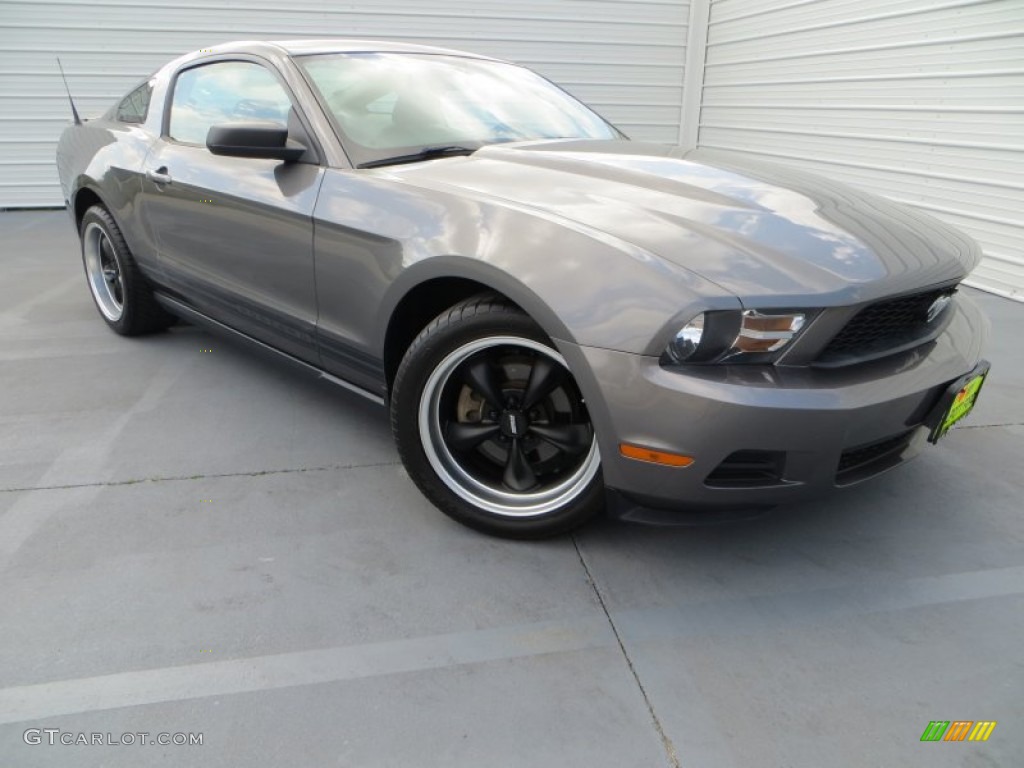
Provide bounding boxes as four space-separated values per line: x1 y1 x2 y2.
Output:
80 205 174 335
392 295 604 538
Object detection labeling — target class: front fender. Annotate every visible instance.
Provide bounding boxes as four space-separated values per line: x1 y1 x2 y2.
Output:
315 167 738 360
376 255 575 350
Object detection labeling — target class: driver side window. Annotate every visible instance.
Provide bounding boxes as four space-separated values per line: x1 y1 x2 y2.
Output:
169 61 292 145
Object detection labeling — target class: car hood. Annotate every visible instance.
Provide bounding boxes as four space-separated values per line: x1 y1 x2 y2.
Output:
388 140 980 305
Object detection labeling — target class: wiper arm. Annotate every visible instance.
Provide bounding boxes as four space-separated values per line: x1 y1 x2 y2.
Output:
358 145 477 169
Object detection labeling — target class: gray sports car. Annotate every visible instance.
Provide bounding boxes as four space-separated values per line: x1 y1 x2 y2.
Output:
56 39 989 538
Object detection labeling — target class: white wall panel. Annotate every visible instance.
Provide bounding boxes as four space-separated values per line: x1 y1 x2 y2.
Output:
701 0 1024 299
2 0 1021 301
0 0 689 207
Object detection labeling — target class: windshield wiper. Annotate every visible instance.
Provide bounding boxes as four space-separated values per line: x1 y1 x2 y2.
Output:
358 145 477 169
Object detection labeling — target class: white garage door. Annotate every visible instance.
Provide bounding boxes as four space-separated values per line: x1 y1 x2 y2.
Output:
0 0 690 208
699 0 1024 299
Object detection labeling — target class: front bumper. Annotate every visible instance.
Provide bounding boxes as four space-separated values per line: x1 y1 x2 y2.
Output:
556 293 989 521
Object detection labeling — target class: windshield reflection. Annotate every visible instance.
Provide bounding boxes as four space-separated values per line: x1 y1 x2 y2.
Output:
298 52 621 166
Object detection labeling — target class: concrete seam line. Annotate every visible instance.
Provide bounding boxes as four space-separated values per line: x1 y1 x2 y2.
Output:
0 460 403 494
954 422 1024 429
0 359 191 568
572 535 681 768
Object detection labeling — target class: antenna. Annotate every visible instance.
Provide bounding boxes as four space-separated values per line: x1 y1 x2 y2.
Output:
56 57 82 126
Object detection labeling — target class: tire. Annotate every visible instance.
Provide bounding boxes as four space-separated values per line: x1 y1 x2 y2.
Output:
391 294 604 538
80 205 174 335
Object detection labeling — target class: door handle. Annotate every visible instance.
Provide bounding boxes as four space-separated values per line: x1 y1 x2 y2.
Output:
146 167 172 185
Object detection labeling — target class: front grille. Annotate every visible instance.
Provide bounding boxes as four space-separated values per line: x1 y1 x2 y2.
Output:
836 431 914 484
817 287 956 364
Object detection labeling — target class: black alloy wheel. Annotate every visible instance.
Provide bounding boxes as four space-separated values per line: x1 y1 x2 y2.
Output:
391 295 604 538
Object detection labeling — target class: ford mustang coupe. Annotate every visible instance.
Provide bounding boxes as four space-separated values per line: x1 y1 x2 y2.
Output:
56 40 989 538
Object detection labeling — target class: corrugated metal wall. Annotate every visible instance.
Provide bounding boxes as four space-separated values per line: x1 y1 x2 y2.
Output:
699 0 1024 299
0 0 689 208
2 0 1021 298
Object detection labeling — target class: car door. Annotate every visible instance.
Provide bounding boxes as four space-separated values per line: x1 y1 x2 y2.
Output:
141 58 324 363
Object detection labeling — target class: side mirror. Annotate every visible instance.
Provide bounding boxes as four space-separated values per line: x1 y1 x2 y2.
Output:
206 122 305 162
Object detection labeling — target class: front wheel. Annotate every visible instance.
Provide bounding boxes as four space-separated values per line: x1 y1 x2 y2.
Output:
391 296 604 539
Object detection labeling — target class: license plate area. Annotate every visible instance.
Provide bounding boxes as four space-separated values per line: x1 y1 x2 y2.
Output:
926 361 990 444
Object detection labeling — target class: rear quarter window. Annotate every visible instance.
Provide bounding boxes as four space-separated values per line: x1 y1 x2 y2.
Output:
116 83 152 124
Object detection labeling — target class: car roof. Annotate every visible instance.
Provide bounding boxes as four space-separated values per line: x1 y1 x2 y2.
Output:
191 39 502 61
277 38 498 58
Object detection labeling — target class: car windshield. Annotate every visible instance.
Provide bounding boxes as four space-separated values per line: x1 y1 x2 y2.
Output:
297 52 623 167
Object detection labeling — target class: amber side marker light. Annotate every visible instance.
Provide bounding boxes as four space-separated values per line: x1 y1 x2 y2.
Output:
619 443 694 467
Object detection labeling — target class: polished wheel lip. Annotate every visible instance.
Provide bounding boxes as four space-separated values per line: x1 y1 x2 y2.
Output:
83 221 124 322
418 336 601 518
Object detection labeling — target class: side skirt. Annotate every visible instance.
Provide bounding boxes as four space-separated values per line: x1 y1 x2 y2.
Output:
153 292 387 407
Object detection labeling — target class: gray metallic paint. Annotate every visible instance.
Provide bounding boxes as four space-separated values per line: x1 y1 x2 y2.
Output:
140 143 324 361
55 39 989 516
389 140 978 354
566 294 986 502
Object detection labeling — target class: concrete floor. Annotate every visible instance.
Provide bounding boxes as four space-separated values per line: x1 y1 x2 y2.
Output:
0 210 1021 767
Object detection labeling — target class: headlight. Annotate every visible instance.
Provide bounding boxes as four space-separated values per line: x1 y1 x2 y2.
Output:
662 309 807 365
733 310 805 354
668 315 705 361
